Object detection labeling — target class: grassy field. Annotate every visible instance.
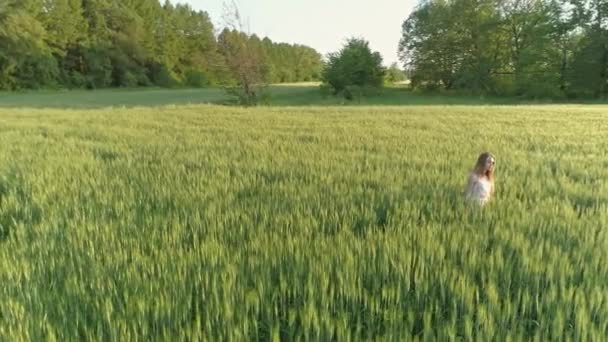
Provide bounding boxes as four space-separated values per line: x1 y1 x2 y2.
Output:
0 85 557 108
0 101 607 339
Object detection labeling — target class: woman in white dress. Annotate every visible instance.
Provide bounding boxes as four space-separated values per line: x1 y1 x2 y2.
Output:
465 152 496 206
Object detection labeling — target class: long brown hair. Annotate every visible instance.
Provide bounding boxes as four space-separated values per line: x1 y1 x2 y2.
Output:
472 152 496 181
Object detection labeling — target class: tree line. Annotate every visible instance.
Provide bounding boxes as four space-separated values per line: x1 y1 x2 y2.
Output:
0 0 323 90
399 0 608 98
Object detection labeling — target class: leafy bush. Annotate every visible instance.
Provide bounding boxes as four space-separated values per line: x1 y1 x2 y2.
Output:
185 70 209 88
64 71 87 89
321 38 386 100
82 48 113 89
15 54 59 89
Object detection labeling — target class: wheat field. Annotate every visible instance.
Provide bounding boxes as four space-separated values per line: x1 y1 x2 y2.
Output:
0 105 606 340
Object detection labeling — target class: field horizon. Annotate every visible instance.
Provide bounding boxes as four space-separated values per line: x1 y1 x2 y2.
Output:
2 84 608 109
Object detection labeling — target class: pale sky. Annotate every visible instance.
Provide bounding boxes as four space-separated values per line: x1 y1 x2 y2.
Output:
171 0 418 66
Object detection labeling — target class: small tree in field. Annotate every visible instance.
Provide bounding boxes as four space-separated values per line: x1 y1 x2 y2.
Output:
219 1 269 106
321 38 386 100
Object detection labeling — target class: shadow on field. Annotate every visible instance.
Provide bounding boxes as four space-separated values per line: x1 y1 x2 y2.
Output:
0 168 42 242
351 194 393 236
0 88 228 109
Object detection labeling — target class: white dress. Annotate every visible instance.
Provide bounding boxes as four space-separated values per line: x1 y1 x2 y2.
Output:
466 174 493 205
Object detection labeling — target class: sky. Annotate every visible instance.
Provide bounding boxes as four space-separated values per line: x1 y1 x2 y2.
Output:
172 0 418 66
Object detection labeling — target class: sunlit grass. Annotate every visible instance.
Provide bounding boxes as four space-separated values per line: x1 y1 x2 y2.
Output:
0 104 606 339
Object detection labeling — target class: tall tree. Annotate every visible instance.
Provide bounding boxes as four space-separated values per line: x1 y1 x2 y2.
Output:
39 0 88 52
217 1 270 105
567 0 608 97
322 37 386 99
218 28 269 104
399 0 608 98
0 0 323 91
0 0 55 89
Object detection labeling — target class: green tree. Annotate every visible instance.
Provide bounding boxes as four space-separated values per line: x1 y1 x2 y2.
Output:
385 62 406 84
322 37 386 99
218 28 269 105
498 0 559 96
567 0 608 97
217 1 271 105
399 0 608 98
0 0 56 89
39 0 88 52
399 0 465 90
0 0 323 91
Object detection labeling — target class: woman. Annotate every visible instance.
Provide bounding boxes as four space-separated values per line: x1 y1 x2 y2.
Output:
465 152 496 206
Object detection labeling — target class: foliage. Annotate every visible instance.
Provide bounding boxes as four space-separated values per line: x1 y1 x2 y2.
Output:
399 0 608 98
0 0 324 90
321 38 386 99
218 29 270 106
385 62 407 84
